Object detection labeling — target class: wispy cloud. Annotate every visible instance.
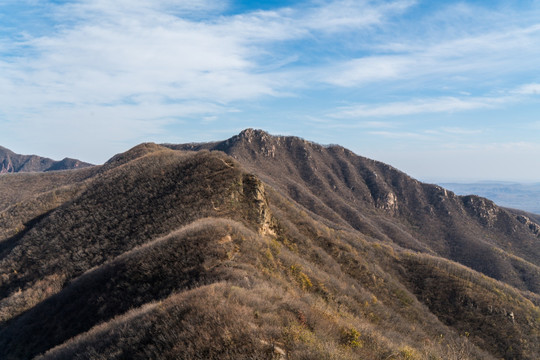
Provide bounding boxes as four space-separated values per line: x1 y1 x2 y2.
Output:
0 0 413 112
1 0 540 174
305 116 396 129
440 127 483 135
368 130 427 139
441 141 540 151
0 0 423 162
323 10 540 87
514 83 540 95
329 96 506 118
366 126 483 141
328 77 540 119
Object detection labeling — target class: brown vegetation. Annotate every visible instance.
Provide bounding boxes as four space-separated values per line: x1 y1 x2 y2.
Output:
0 130 539 359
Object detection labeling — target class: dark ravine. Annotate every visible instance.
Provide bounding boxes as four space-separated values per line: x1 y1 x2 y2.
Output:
0 129 538 360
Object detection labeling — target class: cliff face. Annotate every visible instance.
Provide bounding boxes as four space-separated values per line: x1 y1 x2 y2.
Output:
1 157 14 174
0 146 92 173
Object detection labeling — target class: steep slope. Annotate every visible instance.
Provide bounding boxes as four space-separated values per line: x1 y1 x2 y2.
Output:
0 132 539 359
167 129 540 294
0 146 264 309
0 145 92 174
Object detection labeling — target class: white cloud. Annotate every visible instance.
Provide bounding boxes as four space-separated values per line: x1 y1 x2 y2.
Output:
328 79 540 119
440 127 483 135
0 1 279 148
1 0 540 171
324 55 412 86
514 83 540 95
211 0 415 45
1 0 414 110
322 18 540 87
1 0 419 162
330 96 504 118
57 0 226 19
368 130 427 139
440 141 540 152
306 118 397 130
299 0 416 33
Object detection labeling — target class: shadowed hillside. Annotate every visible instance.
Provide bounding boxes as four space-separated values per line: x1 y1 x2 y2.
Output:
0 130 539 359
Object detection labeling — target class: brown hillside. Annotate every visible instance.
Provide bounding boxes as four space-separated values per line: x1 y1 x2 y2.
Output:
0 130 539 359
168 129 540 294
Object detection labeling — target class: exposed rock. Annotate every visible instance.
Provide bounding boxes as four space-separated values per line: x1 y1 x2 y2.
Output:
1 158 14 174
260 340 287 360
238 174 276 236
374 190 399 213
516 215 540 236
461 195 500 227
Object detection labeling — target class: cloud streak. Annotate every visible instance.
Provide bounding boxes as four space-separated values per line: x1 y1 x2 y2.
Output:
1 0 414 110
330 95 507 118
323 23 540 88
0 1 421 159
514 83 540 95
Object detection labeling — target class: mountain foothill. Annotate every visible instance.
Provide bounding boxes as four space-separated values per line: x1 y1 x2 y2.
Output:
0 129 539 360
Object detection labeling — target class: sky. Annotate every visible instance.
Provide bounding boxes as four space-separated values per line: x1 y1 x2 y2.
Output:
1 0 540 182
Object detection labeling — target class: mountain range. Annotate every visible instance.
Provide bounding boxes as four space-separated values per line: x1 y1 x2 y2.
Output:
440 182 540 215
0 146 92 174
0 129 539 359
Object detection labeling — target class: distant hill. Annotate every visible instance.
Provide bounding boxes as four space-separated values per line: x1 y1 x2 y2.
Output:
0 145 93 174
0 130 539 360
440 182 540 215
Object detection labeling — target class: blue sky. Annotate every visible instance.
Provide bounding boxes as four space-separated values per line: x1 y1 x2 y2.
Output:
1 0 540 182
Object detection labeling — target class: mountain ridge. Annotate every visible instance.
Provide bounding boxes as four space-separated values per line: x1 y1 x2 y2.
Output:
0 129 539 359
0 145 93 174
166 129 540 293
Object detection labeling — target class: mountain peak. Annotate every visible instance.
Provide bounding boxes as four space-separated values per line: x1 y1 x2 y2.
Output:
237 128 270 140
226 128 276 148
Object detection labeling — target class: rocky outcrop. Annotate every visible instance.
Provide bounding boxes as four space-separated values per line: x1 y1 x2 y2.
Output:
461 195 501 227
1 158 14 174
236 173 276 236
516 215 540 236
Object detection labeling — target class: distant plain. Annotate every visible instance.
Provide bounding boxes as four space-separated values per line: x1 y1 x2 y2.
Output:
440 182 540 215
